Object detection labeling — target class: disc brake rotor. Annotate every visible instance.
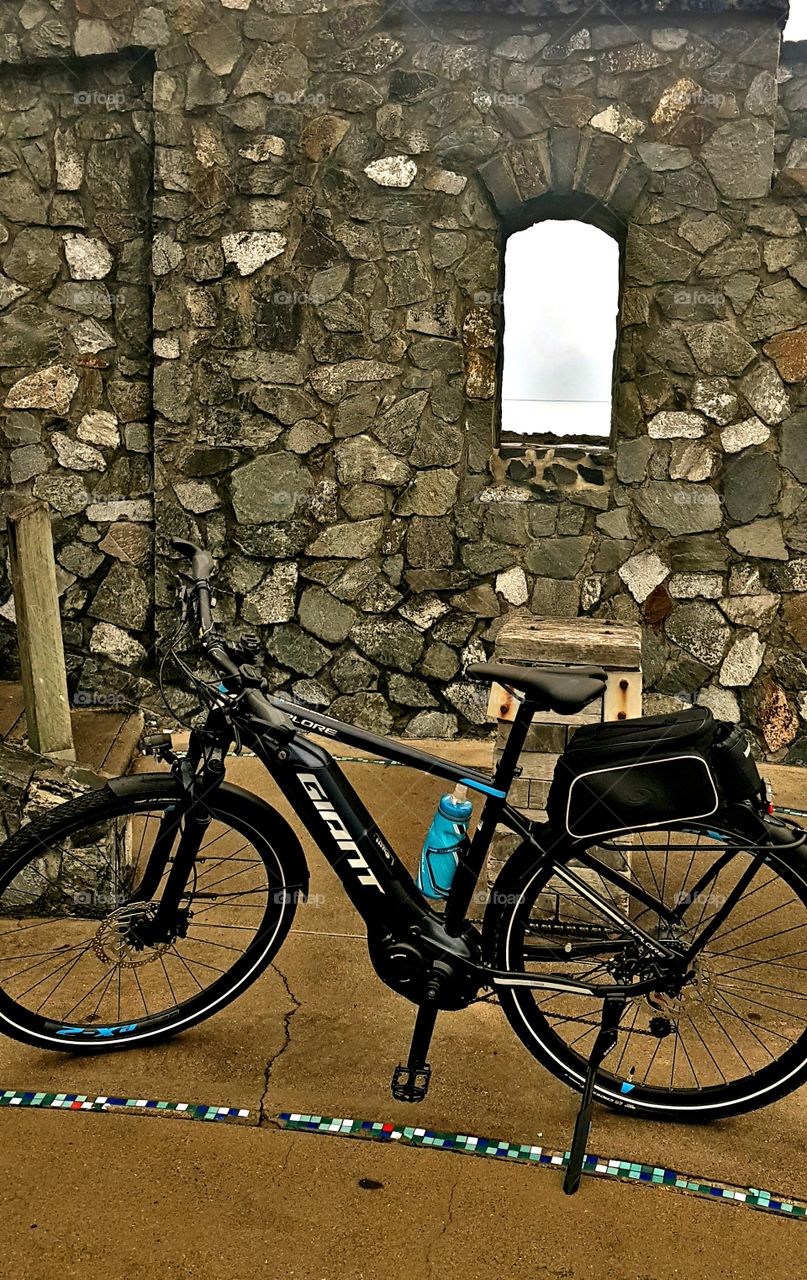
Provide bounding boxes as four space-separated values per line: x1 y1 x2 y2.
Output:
92 902 171 969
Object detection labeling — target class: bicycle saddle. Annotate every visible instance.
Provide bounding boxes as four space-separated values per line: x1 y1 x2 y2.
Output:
466 661 607 714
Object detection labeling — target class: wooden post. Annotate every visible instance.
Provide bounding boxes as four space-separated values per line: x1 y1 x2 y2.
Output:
484 616 643 905
7 499 75 761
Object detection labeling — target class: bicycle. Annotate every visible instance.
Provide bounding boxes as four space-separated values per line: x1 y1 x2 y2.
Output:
1 540 805 1194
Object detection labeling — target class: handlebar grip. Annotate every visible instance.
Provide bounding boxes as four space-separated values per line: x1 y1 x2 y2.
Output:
170 538 215 584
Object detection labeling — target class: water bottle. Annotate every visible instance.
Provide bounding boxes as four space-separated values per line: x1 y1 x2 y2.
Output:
417 785 473 901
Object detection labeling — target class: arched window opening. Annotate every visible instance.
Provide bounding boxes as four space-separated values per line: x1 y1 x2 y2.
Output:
501 220 620 447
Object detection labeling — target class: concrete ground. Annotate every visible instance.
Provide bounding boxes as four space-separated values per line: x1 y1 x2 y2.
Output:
0 746 805 1278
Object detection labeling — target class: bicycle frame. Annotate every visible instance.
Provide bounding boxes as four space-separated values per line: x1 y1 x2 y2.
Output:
216 689 685 1001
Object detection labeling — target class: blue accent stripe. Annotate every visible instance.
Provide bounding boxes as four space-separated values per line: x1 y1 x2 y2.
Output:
460 777 507 799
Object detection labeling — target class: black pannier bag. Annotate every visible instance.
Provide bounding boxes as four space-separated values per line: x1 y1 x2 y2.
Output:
546 706 763 841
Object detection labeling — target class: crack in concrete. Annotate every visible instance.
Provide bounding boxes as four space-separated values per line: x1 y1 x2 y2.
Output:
425 1168 462 1279
258 960 301 1129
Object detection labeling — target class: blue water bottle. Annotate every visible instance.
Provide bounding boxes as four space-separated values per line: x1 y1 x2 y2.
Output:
417 785 474 901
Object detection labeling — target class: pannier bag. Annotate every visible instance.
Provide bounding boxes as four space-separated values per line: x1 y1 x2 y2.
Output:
546 706 763 841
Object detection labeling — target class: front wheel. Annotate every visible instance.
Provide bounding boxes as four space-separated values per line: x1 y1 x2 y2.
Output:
486 818 807 1121
0 773 308 1052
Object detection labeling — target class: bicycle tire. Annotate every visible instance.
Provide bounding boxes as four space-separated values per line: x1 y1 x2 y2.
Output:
485 818 807 1121
0 772 308 1053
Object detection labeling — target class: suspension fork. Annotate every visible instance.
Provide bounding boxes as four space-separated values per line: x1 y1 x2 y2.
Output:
131 728 229 921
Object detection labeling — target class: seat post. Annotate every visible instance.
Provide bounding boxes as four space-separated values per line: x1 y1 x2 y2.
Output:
492 692 536 794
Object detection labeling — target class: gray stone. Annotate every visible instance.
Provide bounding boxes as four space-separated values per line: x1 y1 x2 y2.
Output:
267 625 330 677
720 593 779 627
697 687 741 722
596 507 632 539
669 441 715 481
744 282 807 343
726 518 788 560
221 232 286 277
329 693 393 734
234 44 310 99
691 377 739 425
4 228 60 288
626 227 697 284
388 673 438 708
701 120 773 199
444 681 489 727
721 417 770 453
334 436 411 486
637 142 692 171
352 618 424 672
364 156 417 188
720 632 765 688
678 214 731 253
240 563 301 627
668 573 723 599
666 602 730 668
396 470 458 516
63 234 113 281
723 450 780 523
684 323 756 375
616 437 653 484
526 537 591 579
298 587 357 644
383 252 431 308
5 364 79 415
52 432 105 473
9 443 47 483
619 551 669 602
404 712 459 738
89 563 149 632
648 411 706 439
781 412 807 482
330 650 379 694
231 453 313 523
173 480 220 516
635 482 722 534
89 623 146 669
308 518 384 559
738 363 790 425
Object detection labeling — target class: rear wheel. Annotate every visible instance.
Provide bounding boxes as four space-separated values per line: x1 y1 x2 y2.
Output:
0 774 307 1052
488 820 807 1120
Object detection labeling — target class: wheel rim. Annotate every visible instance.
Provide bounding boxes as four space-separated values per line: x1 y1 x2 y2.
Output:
502 825 807 1107
0 797 289 1043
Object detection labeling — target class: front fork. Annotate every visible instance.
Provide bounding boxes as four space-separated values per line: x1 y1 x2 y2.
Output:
131 724 229 930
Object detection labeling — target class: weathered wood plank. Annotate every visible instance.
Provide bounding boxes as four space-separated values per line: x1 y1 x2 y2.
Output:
7 500 75 761
493 615 642 668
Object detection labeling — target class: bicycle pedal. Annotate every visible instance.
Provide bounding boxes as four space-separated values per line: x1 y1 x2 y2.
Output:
391 1063 431 1102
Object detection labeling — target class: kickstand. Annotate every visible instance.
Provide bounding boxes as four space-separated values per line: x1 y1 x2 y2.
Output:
563 994 626 1196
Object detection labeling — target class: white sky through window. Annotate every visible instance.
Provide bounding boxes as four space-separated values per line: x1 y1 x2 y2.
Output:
786 0 807 40
501 220 620 440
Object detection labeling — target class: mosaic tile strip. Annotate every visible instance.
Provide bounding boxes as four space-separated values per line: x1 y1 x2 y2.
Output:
277 1113 807 1220
0 1089 250 1123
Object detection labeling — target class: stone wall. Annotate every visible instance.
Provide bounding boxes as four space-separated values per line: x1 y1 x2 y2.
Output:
1 0 807 762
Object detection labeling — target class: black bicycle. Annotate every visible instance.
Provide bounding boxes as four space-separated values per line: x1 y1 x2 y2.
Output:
1 542 806 1193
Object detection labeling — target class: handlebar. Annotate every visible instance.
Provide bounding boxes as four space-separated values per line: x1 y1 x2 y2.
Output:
169 539 294 740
